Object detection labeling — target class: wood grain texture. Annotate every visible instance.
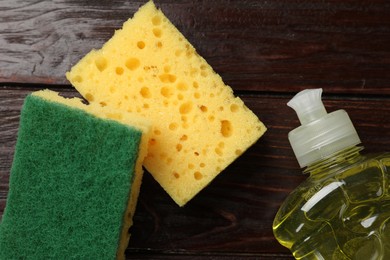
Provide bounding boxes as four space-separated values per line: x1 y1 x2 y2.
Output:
1 0 390 94
1 0 390 259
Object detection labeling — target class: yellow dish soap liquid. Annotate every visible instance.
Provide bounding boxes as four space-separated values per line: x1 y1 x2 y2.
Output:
273 88 390 259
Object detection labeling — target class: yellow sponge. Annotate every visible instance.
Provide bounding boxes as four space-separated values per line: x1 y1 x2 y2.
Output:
66 1 266 206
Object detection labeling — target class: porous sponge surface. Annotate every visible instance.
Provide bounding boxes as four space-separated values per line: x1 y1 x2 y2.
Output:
66 1 266 206
0 95 142 259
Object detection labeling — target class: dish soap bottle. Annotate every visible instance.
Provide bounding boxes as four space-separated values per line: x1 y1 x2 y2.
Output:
273 88 390 259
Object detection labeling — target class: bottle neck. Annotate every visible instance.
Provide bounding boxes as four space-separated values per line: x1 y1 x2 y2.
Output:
304 145 364 177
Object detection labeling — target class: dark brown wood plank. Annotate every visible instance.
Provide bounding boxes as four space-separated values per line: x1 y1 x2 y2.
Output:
124 252 293 259
1 86 390 258
1 0 390 94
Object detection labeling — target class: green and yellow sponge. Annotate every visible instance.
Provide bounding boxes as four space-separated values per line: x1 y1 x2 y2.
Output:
0 90 151 259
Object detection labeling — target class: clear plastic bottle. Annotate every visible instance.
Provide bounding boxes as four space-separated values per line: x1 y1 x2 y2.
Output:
272 88 390 259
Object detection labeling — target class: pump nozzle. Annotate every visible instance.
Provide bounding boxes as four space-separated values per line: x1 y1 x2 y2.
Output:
287 89 327 125
287 88 361 168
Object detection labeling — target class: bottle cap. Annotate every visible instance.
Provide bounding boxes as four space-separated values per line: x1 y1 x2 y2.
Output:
287 88 361 168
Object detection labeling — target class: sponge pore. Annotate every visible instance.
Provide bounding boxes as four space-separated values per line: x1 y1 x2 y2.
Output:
0 93 146 259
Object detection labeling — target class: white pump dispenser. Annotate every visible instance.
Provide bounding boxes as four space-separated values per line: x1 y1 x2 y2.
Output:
287 88 361 168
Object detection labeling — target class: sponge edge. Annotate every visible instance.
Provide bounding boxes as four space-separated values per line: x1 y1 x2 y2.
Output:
0 90 151 259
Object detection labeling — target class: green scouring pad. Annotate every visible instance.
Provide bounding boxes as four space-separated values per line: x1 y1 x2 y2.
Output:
0 90 151 259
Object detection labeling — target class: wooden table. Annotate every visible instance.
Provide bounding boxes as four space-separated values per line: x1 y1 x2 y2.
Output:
1 1 390 259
